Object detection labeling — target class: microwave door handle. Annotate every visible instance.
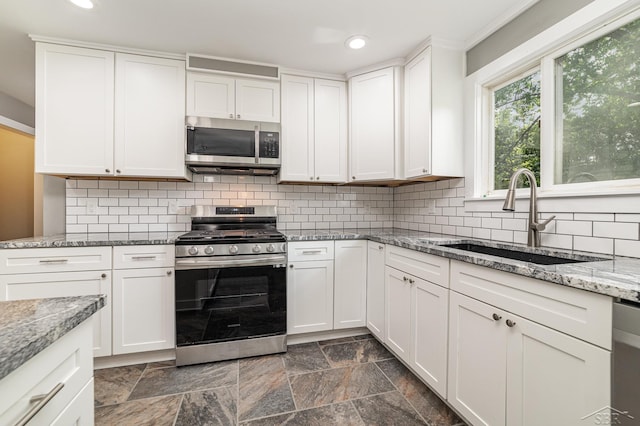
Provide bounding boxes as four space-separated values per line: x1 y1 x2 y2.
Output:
254 126 259 164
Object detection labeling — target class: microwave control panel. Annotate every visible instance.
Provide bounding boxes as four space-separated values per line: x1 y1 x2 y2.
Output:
259 132 280 158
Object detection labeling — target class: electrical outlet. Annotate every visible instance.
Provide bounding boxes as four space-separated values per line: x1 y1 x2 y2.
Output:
168 200 178 214
426 199 436 215
86 199 97 214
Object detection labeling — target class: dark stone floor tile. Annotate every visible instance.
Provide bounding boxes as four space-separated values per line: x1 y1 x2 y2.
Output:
129 360 238 400
95 394 182 426
352 391 426 426
283 342 331 375
240 401 364 426
318 337 355 346
175 385 237 426
376 358 464 425
94 363 146 407
289 363 394 409
238 355 296 421
321 338 394 368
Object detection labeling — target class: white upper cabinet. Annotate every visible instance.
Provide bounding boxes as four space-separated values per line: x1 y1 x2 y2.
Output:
349 66 401 182
36 43 115 176
115 54 186 178
186 72 280 122
280 74 347 183
403 44 464 179
35 42 188 179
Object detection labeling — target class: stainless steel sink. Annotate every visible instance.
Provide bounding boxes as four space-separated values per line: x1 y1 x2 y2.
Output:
439 243 606 265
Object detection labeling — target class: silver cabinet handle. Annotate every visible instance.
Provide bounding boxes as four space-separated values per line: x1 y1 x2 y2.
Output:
101 273 107 278
237 114 241 119
39 259 68 264
229 113 234 118
409 278 415 284
301 250 322 254
310 177 314 180
403 276 408 282
378 245 384 250
506 319 516 328
316 177 320 180
166 270 172 276
105 168 111 173
289 264 294 268
492 313 502 321
352 176 356 180
423 168 428 173
131 255 157 260
15 382 64 426
116 169 121 174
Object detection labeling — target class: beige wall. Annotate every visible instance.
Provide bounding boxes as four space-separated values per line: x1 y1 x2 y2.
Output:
0 124 35 240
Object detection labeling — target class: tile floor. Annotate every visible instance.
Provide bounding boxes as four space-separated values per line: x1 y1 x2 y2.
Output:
94 335 465 425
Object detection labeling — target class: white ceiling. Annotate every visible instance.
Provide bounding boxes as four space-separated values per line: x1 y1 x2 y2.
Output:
0 0 538 108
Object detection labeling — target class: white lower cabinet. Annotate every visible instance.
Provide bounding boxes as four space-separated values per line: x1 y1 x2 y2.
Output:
385 266 412 360
287 259 334 334
366 241 386 340
112 267 175 354
334 240 367 329
448 274 611 426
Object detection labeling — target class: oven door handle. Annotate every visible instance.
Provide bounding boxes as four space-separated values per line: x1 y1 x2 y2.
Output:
175 255 287 270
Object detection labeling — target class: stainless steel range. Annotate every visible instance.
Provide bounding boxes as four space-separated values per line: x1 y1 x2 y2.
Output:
174 205 287 366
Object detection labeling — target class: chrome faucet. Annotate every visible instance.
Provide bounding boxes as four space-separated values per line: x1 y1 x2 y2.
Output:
502 168 555 248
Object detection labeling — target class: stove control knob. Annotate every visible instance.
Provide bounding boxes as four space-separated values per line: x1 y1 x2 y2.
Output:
252 245 261 253
204 246 214 255
188 246 198 255
281 243 287 252
266 244 275 253
228 245 239 254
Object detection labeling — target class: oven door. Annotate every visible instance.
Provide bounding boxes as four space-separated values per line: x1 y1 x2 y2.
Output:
186 127 257 166
175 255 286 348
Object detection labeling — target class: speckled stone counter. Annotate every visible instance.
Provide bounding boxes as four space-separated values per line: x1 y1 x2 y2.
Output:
0 295 105 380
284 228 640 303
0 232 183 249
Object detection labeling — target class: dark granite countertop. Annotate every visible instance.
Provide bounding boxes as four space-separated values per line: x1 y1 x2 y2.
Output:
0 232 183 249
0 295 105 380
284 228 640 303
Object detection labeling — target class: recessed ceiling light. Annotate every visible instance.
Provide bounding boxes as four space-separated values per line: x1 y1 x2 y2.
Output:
69 0 94 9
345 35 368 50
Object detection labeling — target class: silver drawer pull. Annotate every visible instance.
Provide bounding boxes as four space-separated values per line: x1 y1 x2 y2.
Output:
15 382 64 426
301 250 323 254
131 256 157 260
38 259 69 264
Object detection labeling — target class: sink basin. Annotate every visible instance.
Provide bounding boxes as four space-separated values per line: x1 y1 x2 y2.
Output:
440 243 605 265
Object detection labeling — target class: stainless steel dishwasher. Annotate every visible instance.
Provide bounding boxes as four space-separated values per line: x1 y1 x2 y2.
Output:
613 300 640 425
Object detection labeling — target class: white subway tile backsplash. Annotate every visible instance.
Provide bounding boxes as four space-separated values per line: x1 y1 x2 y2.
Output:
593 221 639 240
556 220 592 236
615 239 640 257
573 236 614 255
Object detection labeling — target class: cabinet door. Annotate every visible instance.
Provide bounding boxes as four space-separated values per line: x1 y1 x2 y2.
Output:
366 242 386 340
35 43 114 176
385 266 412 362
186 72 235 119
404 48 431 178
314 79 347 183
50 378 94 426
448 291 507 426
114 54 186 178
506 313 611 426
412 277 448 397
349 67 396 181
334 240 367 329
280 75 314 182
0 271 112 357
287 260 334 334
236 78 280 122
112 267 175 354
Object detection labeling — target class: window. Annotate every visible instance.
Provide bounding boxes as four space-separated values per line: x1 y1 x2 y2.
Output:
492 71 540 190
484 11 640 196
555 18 640 185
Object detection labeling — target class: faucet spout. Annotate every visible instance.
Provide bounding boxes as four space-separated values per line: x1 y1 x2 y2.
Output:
502 168 553 247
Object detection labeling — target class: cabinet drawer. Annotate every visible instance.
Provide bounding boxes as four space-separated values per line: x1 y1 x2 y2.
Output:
288 241 334 261
113 245 174 269
385 245 449 287
450 260 612 349
0 246 111 275
0 320 93 426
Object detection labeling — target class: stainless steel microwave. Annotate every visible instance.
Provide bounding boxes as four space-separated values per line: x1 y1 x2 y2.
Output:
185 120 280 175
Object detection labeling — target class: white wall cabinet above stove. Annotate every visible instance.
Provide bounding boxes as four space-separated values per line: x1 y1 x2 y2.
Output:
35 42 188 179
279 75 347 183
186 72 280 122
349 66 402 182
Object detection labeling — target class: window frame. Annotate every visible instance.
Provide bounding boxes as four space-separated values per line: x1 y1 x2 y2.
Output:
477 3 640 201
